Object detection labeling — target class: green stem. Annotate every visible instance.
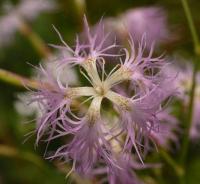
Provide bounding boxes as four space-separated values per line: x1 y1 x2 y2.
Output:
180 0 200 163
160 149 184 178
74 0 86 30
179 0 200 183
0 144 89 184
181 0 200 54
0 68 40 89
0 144 45 169
19 20 51 59
181 60 198 163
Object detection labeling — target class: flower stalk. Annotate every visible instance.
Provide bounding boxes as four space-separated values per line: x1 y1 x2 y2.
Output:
180 0 200 165
19 20 51 58
0 68 40 89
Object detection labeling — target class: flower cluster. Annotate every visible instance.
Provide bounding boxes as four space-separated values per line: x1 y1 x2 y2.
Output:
29 16 176 183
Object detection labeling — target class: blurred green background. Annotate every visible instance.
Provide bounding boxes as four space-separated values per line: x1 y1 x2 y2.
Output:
0 0 200 183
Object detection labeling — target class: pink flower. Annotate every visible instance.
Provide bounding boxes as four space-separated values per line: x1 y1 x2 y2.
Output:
51 16 118 68
30 65 71 144
28 16 176 183
151 109 179 148
121 7 169 48
102 7 170 50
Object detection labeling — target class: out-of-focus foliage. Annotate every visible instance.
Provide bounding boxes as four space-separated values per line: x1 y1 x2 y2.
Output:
0 0 200 184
